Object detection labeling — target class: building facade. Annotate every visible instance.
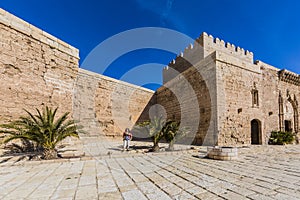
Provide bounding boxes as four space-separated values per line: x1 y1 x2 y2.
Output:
160 32 300 146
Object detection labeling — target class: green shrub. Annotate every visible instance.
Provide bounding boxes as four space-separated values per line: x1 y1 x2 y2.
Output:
268 131 295 145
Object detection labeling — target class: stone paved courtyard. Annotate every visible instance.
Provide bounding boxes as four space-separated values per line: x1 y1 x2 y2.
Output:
0 140 300 200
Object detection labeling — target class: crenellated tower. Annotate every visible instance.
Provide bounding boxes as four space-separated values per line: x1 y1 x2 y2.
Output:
163 32 254 84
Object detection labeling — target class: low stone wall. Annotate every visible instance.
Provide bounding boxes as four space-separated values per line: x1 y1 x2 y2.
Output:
207 146 238 160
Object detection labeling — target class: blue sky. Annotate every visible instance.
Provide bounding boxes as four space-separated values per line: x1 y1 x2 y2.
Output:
1 0 300 90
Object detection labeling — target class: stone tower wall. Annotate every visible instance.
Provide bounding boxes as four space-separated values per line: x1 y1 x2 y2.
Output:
157 54 218 145
0 8 79 122
163 32 254 84
215 52 264 145
216 53 300 146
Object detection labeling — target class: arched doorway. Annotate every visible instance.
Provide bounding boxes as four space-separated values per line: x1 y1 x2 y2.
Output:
251 119 261 144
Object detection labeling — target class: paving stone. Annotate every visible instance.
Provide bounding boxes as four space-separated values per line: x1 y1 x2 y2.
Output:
274 187 300 198
220 190 250 200
50 188 76 199
146 191 173 200
228 186 256 196
162 184 183 196
254 181 281 190
273 193 299 200
0 143 300 200
247 193 275 200
75 185 98 199
122 189 148 200
98 191 123 200
248 185 277 196
185 186 207 195
138 181 160 194
119 184 138 193
195 191 221 199
172 191 196 200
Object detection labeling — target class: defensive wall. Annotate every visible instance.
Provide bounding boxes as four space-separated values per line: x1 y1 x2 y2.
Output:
0 8 79 122
1 8 299 145
0 8 154 138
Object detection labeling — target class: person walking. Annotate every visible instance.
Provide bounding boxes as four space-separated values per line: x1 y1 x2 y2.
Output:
123 128 132 151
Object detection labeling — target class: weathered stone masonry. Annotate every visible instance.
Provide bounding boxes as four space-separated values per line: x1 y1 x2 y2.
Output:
1 8 299 145
74 69 154 137
161 32 300 146
0 8 79 122
0 8 154 138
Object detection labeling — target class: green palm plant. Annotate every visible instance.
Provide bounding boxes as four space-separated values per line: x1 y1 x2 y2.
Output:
137 116 165 152
0 106 81 159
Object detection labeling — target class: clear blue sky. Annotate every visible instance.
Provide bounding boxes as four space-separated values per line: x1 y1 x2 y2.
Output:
1 0 300 90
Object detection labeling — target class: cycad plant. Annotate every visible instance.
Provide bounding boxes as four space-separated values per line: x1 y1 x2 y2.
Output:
163 120 188 151
0 107 81 159
137 116 165 152
163 120 180 151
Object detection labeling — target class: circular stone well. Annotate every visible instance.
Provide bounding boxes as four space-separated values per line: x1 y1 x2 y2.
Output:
207 146 238 160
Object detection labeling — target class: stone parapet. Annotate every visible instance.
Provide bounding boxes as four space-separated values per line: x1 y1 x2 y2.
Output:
0 8 79 59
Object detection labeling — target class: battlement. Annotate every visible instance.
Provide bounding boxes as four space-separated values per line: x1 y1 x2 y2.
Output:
198 32 254 63
163 32 255 84
164 32 254 74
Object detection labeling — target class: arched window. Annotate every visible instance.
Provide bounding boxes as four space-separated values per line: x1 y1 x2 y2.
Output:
252 89 259 107
251 82 259 107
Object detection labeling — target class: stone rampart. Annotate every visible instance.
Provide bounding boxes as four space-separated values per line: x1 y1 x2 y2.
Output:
0 8 79 122
74 69 154 137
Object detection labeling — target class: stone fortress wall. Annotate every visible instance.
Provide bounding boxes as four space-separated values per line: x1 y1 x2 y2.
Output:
74 68 154 137
0 8 79 122
0 8 154 138
161 32 300 146
0 8 299 145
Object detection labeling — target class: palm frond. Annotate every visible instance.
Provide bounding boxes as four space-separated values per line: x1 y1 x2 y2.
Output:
0 106 81 159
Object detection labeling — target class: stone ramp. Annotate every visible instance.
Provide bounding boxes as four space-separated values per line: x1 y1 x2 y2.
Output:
73 70 102 137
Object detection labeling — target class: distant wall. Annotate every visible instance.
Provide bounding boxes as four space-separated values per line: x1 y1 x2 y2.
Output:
0 8 79 122
74 69 154 137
